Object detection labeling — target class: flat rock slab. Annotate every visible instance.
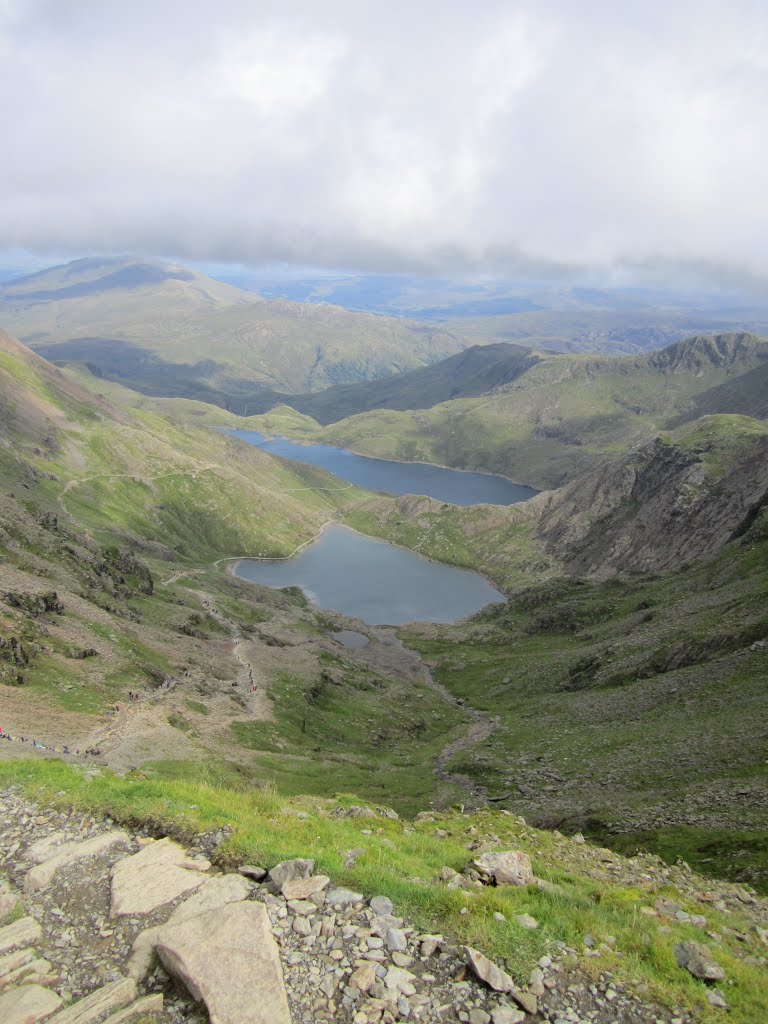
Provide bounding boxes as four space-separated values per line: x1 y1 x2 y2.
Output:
101 994 164 1024
0 982 64 1024
25 832 130 892
128 873 252 980
46 978 137 1024
110 837 207 917
156 901 292 1024
0 917 43 955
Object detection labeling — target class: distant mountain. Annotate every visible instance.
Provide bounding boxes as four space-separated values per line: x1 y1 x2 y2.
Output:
311 332 768 487
213 267 768 354
0 257 471 408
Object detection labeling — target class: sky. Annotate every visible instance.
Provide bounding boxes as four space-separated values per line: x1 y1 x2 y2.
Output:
1 0 767 287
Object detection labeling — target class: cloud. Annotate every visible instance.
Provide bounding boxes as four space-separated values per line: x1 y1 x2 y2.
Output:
1 0 767 283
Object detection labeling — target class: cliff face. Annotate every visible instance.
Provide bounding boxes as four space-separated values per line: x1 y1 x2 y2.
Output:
533 415 768 578
647 331 767 375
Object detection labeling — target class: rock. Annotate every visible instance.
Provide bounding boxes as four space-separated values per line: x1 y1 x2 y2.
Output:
46 978 137 1024
0 893 16 920
514 914 538 929
420 935 442 957
110 837 207 917
385 928 407 952
384 966 416 997
674 941 726 981
127 873 252 981
326 887 363 906
281 875 329 901
0 984 63 1024
0 957 55 993
101 994 164 1024
0 946 36 976
0 917 42 954
491 1009 525 1024
469 1010 491 1024
156 901 291 1024
343 848 366 869
707 988 729 1009
472 851 535 887
237 865 266 881
465 947 514 993
510 989 538 1015
267 859 314 888
25 832 129 892
369 896 393 916
348 963 377 994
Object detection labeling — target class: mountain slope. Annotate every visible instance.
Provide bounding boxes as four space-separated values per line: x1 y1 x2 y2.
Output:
284 342 541 424
311 332 768 487
0 257 470 404
533 415 768 577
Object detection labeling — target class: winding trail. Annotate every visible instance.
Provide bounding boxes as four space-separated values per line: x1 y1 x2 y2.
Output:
384 633 497 807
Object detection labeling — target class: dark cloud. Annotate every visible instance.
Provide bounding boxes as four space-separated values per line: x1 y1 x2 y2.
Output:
1 1 766 284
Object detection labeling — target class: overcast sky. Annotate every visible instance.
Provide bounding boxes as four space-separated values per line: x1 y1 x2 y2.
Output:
1 0 766 285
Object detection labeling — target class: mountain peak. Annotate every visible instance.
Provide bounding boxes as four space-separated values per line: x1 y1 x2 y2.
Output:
649 332 766 374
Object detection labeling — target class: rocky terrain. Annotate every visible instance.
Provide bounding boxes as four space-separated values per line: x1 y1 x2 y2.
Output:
3 786 767 1024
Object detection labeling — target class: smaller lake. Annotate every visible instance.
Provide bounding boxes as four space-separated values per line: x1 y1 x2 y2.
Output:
235 525 506 625
229 430 537 506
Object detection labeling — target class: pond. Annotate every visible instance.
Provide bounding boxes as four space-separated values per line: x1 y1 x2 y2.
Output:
229 430 537 506
234 525 505 625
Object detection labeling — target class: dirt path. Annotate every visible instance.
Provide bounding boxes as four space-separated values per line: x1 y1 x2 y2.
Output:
379 632 497 807
197 591 273 721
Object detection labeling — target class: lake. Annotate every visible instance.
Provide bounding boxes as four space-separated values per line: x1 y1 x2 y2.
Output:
234 525 506 625
229 430 537 506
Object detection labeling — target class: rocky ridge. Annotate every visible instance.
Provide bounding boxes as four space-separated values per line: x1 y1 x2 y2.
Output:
2 789 749 1024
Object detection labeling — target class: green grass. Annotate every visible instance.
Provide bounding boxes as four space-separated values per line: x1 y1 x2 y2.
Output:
1 758 766 1024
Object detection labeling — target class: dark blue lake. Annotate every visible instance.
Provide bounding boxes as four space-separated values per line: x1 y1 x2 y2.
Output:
234 525 506 625
229 430 537 506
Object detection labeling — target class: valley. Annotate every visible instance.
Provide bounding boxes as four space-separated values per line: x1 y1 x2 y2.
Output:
1 283 767 1024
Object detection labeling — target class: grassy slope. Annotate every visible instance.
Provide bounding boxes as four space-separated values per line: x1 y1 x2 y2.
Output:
397 502 768 889
2 759 767 1024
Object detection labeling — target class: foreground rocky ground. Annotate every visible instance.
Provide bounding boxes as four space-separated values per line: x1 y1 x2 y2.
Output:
4 788 759 1024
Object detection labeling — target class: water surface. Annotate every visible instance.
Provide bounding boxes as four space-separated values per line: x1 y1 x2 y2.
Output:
229 430 536 506
235 525 505 625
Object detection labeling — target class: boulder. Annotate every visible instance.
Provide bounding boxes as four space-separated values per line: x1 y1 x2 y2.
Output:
465 947 515 993
110 838 207 917
472 851 534 887
156 901 291 1024
0 984 63 1024
326 887 363 906
267 859 314 888
281 875 329 901
674 941 726 981
369 896 394 916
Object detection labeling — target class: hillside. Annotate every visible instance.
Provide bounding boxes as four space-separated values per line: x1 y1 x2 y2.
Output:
284 343 540 424
0 257 470 407
533 415 768 577
310 333 768 488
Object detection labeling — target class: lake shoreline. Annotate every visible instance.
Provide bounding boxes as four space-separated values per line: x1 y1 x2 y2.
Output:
235 425 536 490
231 523 507 626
